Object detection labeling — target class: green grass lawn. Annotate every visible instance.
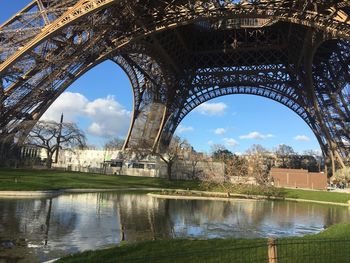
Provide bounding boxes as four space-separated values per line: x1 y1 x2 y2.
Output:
57 239 268 263
276 224 350 263
1 169 350 204
284 188 350 204
0 169 201 191
57 224 350 263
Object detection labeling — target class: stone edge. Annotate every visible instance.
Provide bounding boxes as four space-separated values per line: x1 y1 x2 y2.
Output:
148 190 350 207
0 188 349 207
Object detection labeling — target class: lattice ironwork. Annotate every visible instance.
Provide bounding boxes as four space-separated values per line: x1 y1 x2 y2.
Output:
1 0 350 173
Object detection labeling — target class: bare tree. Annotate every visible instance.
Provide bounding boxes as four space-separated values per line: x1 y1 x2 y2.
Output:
247 155 269 185
303 149 324 172
187 151 204 180
226 154 248 178
275 144 295 168
131 135 186 180
200 159 228 191
104 138 124 150
246 144 270 185
211 144 233 162
25 120 86 168
157 136 186 180
247 144 268 155
196 145 230 190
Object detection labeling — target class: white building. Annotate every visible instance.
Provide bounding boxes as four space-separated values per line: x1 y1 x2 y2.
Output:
42 148 225 179
44 148 160 177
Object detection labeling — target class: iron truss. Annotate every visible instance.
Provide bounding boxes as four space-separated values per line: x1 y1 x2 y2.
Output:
0 0 350 173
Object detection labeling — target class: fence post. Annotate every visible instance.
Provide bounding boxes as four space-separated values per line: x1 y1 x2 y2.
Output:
268 238 278 263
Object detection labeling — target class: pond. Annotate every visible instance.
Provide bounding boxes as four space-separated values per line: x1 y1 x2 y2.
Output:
0 192 350 262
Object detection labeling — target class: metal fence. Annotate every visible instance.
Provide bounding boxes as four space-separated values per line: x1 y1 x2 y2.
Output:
112 238 350 263
274 238 350 263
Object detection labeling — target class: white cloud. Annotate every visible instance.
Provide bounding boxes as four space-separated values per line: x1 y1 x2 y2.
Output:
214 128 227 135
223 138 238 147
41 92 131 138
239 131 274 140
177 125 194 134
195 102 227 116
84 96 131 137
41 92 88 122
294 135 310 142
207 140 214 146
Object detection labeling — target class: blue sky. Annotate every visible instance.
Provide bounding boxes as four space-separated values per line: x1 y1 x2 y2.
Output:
1 1 321 154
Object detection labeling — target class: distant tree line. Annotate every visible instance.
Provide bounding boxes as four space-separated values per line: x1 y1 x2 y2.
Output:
211 144 323 185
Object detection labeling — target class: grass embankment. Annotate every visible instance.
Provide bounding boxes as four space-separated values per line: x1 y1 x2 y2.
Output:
204 183 350 204
276 224 350 263
284 188 350 204
0 169 200 191
57 224 350 263
58 239 268 263
1 169 350 204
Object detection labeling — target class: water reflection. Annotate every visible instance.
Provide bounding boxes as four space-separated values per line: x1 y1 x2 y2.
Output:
0 192 350 262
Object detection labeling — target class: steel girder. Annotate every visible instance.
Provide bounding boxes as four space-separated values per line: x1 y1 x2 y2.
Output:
0 0 350 172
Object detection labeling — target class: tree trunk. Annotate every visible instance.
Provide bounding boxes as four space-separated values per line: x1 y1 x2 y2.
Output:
281 157 286 168
46 151 53 169
167 163 172 181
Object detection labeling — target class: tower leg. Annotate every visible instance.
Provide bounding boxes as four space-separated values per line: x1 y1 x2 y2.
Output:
301 32 346 175
123 102 168 151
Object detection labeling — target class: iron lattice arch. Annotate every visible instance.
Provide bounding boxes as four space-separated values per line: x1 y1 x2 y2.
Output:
0 0 350 173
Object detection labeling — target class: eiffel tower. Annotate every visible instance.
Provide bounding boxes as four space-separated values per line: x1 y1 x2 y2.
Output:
0 0 349 173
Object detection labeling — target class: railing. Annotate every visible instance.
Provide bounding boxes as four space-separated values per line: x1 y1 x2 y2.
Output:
274 238 350 263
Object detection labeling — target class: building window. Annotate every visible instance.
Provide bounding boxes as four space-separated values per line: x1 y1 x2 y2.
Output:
132 163 145 169
111 161 123 168
146 163 156 170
